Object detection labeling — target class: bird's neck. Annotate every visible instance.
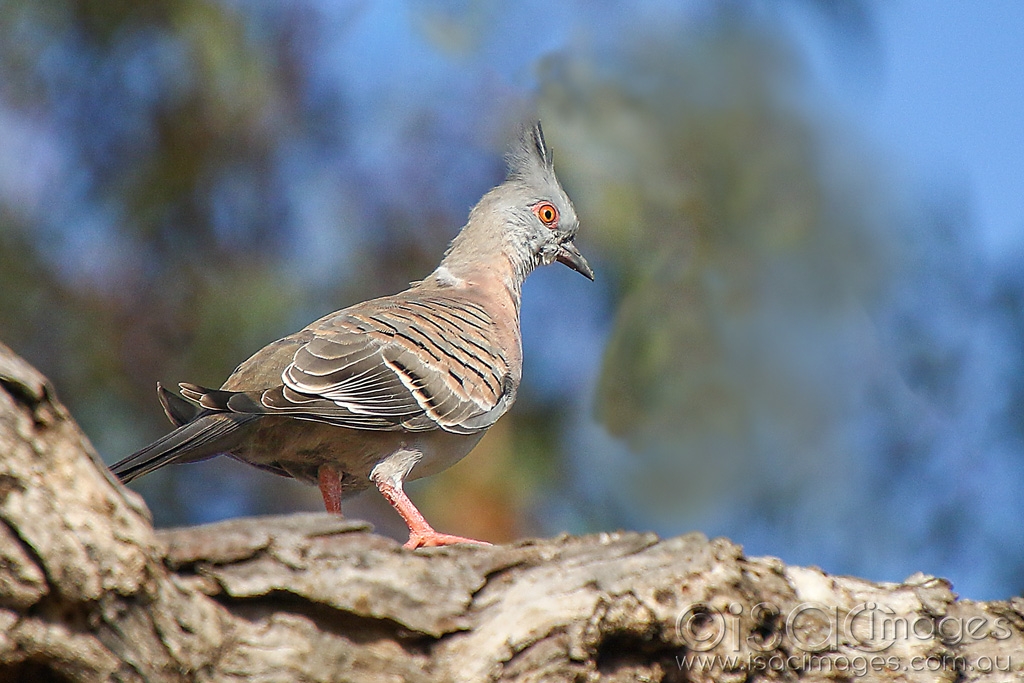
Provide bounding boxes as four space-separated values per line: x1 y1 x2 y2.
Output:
425 189 541 312
430 237 536 315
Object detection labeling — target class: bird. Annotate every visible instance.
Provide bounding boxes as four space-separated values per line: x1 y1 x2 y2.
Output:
110 122 593 549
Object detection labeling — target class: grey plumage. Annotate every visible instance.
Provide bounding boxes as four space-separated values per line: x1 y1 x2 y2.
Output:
111 122 592 548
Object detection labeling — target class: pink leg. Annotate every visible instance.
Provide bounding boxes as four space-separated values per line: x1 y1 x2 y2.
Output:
318 464 343 515
374 478 491 549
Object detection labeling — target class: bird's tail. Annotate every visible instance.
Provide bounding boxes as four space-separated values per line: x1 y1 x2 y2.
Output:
111 412 260 483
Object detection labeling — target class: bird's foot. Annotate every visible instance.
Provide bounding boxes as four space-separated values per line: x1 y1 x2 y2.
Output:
403 529 492 549
373 476 491 549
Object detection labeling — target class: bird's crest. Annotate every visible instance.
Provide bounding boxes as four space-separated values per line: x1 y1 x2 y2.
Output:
506 121 555 182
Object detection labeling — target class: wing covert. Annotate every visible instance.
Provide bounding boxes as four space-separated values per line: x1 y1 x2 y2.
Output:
264 294 514 433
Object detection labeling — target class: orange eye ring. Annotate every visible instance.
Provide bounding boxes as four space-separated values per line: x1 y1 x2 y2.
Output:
533 201 559 228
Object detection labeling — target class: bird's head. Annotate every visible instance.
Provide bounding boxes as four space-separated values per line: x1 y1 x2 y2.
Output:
496 122 594 281
439 122 594 288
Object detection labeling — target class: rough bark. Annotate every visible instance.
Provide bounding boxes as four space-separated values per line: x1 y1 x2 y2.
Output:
1 341 1022 683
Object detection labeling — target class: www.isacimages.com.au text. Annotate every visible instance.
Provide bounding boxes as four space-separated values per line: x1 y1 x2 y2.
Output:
677 652 1012 677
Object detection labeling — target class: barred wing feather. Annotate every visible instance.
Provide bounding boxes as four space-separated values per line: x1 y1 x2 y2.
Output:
263 295 513 434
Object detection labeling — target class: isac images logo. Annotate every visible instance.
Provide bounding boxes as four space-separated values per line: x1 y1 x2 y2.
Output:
675 601 1014 677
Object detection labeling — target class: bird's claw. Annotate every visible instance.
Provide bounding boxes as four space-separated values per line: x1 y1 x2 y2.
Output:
403 530 492 549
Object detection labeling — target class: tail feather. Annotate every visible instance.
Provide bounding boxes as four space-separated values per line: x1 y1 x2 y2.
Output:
157 381 200 427
111 412 260 483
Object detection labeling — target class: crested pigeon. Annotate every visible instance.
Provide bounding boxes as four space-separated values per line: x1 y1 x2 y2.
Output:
111 122 593 548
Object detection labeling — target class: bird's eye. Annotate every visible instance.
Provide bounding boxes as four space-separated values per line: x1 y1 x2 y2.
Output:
533 202 559 228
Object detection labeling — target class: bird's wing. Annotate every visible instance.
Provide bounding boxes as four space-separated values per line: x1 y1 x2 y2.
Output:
192 294 517 434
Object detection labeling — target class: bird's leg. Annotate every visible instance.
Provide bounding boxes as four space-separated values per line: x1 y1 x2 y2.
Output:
317 464 344 516
373 477 491 549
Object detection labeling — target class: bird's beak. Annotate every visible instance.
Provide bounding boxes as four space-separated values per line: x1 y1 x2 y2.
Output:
555 241 595 281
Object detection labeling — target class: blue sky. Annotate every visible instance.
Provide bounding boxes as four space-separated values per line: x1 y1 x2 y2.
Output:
794 0 1024 256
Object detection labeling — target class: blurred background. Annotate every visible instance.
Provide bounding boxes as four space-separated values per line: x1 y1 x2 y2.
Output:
1 0 1022 599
